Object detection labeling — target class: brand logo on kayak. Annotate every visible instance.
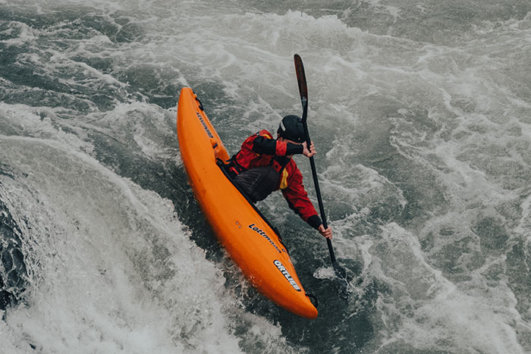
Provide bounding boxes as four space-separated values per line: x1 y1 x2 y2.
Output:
273 260 301 292
249 224 281 253
196 112 213 138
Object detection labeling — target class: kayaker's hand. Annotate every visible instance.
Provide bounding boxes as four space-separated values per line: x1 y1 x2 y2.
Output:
318 225 332 239
302 141 316 158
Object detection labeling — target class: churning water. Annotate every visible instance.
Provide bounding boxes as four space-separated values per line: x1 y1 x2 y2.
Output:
0 0 530 353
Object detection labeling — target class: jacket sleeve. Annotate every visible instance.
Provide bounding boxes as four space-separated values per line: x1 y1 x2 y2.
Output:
252 133 303 156
281 168 321 229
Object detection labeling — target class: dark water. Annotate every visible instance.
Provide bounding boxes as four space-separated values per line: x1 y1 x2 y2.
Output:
0 0 530 353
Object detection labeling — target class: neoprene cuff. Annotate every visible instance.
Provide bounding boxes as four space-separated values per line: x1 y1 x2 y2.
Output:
307 214 322 230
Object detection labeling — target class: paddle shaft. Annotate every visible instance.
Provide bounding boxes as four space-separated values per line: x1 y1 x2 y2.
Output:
305 132 337 265
295 55 338 266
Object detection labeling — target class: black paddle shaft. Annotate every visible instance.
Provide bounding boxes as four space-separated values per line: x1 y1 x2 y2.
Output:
293 54 339 266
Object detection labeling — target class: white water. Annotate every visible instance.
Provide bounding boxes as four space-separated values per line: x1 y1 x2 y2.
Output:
0 123 235 352
0 0 530 353
0 104 292 352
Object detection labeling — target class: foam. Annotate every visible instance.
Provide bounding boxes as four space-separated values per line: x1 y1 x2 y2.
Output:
0 134 244 352
0 96 297 351
361 223 525 353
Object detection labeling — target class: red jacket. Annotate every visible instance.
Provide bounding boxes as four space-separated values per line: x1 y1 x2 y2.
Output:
229 130 321 229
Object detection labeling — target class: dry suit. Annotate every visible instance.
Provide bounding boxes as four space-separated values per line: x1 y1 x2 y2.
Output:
227 129 322 230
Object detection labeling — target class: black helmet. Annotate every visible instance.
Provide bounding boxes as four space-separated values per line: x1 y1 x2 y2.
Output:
277 115 305 143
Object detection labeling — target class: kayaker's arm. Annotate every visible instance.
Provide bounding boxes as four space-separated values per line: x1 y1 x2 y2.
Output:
282 173 332 239
281 168 322 229
252 135 303 156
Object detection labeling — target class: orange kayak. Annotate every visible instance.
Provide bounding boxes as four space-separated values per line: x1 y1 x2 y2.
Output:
177 87 318 319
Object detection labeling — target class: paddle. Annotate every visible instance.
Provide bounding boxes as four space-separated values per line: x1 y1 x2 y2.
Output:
293 54 348 281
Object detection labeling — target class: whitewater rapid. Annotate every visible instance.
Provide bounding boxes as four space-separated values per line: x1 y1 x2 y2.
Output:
1 0 530 353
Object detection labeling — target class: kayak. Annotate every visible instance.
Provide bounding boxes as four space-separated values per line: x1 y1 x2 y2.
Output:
177 87 318 319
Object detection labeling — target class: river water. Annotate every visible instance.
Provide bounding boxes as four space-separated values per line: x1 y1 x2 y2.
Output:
0 0 530 353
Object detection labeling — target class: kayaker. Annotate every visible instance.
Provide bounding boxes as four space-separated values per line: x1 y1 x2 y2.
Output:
227 115 333 239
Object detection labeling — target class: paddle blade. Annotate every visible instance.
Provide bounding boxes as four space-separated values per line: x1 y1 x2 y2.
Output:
294 54 308 104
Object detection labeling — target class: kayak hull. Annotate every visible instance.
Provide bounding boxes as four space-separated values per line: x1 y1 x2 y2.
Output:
177 87 317 319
